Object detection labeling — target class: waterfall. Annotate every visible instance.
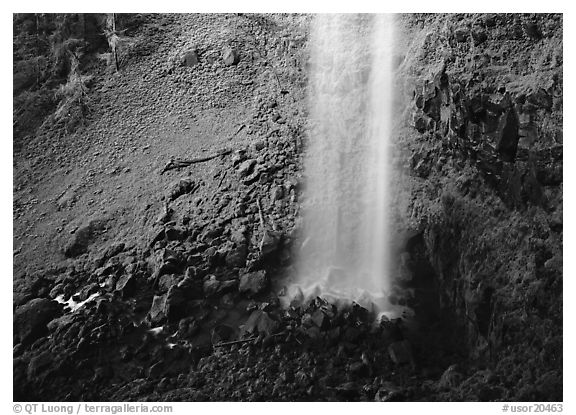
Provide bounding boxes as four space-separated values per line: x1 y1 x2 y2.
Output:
293 14 400 317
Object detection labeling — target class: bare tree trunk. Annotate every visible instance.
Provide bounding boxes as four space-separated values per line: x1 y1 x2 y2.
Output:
35 13 41 86
112 13 119 71
106 13 119 72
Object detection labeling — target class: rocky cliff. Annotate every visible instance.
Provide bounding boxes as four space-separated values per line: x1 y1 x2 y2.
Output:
13 13 562 402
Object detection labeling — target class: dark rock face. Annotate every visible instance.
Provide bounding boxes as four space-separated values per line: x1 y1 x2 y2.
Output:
399 12 562 402
14 298 63 345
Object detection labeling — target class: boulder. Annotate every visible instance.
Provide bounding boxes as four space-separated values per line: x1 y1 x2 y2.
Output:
115 273 136 296
168 178 194 201
259 230 281 258
241 310 279 336
177 274 204 299
14 298 63 345
221 46 240 66
157 274 181 293
99 242 125 264
225 243 248 268
165 226 186 241
165 285 187 321
203 275 221 298
181 49 199 67
149 294 167 324
63 218 107 257
238 159 256 177
210 324 235 344
270 185 284 202
239 270 268 297
311 309 330 330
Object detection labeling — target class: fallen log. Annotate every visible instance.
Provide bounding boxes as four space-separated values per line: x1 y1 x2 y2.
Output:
160 148 233 174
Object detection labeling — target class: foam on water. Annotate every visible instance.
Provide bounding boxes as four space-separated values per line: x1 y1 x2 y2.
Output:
55 292 101 313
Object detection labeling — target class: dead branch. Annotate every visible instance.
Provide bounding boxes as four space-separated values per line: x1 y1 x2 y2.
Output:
213 337 258 348
213 332 284 348
256 197 266 229
217 170 228 188
160 148 233 174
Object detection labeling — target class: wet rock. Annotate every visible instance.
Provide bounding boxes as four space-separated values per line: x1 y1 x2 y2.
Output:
115 273 136 296
241 310 279 336
239 270 268 297
388 340 413 365
203 275 221 298
177 274 204 300
78 282 99 300
149 294 167 324
311 309 330 330
222 45 240 66
177 317 199 338
411 110 435 133
165 285 187 321
225 244 248 268
259 230 281 258
220 279 238 294
211 324 235 344
14 298 63 345
151 249 183 282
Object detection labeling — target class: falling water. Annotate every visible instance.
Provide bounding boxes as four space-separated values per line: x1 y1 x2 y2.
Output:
294 14 401 317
